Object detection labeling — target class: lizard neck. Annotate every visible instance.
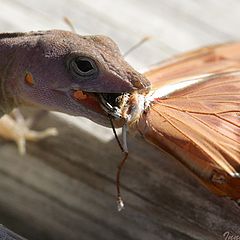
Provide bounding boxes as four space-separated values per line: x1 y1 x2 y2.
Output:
0 46 18 116
0 32 34 115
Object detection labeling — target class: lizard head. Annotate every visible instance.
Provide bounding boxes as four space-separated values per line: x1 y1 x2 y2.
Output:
5 30 150 126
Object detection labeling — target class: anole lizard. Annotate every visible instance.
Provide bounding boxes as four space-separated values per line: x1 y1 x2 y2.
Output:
0 30 150 153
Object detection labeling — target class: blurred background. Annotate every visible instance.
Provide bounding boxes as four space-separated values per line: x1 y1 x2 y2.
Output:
0 0 240 240
2 0 239 70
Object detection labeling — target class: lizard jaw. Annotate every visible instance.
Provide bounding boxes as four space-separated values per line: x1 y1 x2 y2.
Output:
97 93 129 120
71 89 148 128
71 90 129 127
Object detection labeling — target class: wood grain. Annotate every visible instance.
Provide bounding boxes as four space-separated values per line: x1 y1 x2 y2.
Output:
0 108 238 240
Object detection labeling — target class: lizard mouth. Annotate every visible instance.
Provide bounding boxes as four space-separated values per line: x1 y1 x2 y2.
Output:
71 89 129 120
71 89 146 128
97 92 130 120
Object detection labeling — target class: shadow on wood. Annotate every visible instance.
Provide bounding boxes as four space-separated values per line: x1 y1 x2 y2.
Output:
0 108 239 240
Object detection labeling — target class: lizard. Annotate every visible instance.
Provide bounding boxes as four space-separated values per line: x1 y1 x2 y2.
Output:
0 29 150 154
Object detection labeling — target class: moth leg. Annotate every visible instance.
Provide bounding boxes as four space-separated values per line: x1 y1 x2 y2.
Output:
0 109 58 155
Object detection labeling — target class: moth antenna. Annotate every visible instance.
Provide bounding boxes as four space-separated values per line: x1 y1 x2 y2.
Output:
63 16 78 33
109 116 124 152
109 117 129 211
124 36 152 57
121 124 128 153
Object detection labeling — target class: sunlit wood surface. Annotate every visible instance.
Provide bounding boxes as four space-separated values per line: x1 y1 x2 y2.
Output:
0 0 240 239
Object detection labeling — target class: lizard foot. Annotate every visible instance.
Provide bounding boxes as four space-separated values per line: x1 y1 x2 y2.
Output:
0 109 58 155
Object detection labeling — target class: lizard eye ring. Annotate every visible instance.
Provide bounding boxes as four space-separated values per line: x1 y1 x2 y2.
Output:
67 55 98 78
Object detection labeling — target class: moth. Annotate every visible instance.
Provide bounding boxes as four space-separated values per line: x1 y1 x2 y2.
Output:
98 42 240 210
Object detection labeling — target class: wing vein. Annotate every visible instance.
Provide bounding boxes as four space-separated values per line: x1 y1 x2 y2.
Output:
152 105 238 175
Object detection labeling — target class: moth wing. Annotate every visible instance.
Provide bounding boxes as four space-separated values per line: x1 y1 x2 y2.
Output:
145 42 240 90
138 44 240 199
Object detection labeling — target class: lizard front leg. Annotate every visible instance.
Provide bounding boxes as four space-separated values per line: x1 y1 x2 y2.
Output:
0 109 58 155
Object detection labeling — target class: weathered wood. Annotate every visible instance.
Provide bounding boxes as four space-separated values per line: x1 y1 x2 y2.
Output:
0 108 238 240
0 1 240 240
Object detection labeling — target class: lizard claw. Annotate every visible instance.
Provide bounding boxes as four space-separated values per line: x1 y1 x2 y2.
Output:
0 109 58 155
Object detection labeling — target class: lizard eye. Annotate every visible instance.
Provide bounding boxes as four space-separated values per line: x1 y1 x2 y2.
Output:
68 56 98 78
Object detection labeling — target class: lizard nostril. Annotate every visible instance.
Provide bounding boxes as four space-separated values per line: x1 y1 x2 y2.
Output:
127 70 151 92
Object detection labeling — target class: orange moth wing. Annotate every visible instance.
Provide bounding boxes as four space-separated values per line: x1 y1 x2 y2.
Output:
136 43 240 200
145 42 240 89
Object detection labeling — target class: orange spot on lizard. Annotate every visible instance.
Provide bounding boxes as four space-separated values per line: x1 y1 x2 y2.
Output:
24 72 34 86
73 90 87 101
